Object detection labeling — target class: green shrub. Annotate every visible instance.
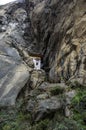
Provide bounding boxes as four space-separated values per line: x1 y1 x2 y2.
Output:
31 119 49 130
50 86 64 96
71 88 86 129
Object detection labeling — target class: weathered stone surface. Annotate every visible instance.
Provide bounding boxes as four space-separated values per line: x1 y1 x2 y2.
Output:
29 0 86 83
64 90 76 117
0 43 29 106
0 0 86 85
37 93 49 100
26 81 71 121
27 96 62 121
0 3 30 107
30 70 46 89
38 82 69 91
65 90 76 105
69 77 86 87
0 0 85 121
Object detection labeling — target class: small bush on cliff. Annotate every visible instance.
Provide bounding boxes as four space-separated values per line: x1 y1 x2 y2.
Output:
71 87 86 129
50 86 64 96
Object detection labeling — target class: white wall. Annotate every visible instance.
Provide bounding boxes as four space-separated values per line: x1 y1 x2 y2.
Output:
33 59 41 70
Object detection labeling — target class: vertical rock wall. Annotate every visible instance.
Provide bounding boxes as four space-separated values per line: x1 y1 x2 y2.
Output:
27 0 86 83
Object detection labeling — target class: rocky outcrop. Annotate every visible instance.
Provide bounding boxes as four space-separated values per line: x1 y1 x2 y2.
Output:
29 0 86 84
29 70 46 89
27 82 75 121
0 45 29 106
0 2 30 106
27 96 62 121
0 0 85 109
0 1 85 130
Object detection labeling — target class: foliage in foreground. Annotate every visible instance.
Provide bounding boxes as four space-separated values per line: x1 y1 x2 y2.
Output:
0 84 86 130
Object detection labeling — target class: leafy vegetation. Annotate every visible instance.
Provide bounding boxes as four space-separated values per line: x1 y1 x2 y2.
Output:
30 119 49 130
71 87 86 130
0 108 31 130
0 83 86 130
50 86 64 96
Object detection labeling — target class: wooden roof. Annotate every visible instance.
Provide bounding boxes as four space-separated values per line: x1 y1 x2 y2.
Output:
28 51 43 58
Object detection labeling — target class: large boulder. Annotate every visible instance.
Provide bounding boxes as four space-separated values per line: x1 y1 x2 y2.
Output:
26 82 75 120
27 96 62 121
0 42 29 106
0 3 30 107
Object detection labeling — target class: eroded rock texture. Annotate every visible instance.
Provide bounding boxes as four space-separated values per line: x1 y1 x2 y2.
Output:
29 0 86 84
0 0 86 108
0 2 30 106
0 1 86 129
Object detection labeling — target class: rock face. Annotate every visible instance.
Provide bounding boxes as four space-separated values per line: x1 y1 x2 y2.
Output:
29 0 86 84
0 48 29 106
30 70 46 89
26 82 75 121
27 96 62 121
0 1 85 129
0 2 30 106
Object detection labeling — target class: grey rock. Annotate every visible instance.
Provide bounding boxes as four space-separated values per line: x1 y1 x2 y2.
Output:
65 90 76 105
0 4 30 107
37 97 62 111
38 82 69 91
29 0 86 83
30 70 46 89
0 43 29 106
27 96 62 121
37 93 49 100
65 106 71 117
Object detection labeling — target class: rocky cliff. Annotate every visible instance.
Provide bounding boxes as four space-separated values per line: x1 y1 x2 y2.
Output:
29 0 86 84
0 0 86 130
